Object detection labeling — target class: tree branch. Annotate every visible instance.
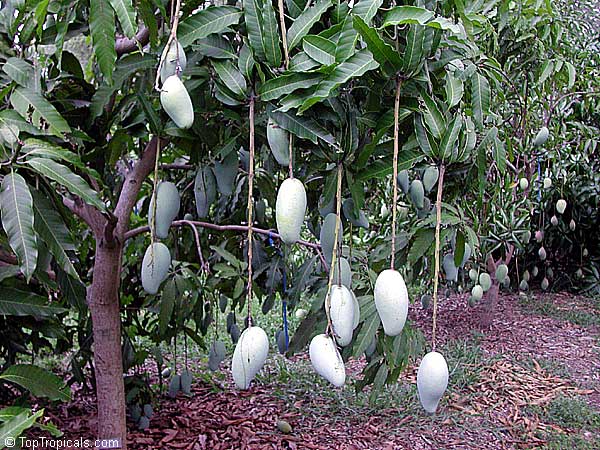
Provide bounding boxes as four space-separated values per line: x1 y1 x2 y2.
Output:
114 137 169 239
124 220 327 268
63 197 106 237
115 27 150 57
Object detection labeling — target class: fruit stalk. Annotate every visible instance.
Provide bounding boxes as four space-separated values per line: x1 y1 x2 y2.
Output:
155 0 183 90
276 0 294 179
324 164 343 335
246 95 256 325
431 164 446 351
391 77 402 269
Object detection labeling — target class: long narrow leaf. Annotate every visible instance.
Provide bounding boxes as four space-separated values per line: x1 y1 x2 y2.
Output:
287 0 332 50
25 158 105 211
89 0 116 84
0 173 37 281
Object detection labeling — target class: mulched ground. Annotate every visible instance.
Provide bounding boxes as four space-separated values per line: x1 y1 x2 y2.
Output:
25 292 600 449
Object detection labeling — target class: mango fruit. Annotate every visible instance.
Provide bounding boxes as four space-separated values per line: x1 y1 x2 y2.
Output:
160 75 194 129
374 269 409 336
149 181 180 239
417 351 449 413
231 326 269 389
309 334 345 387
160 40 187 84
141 242 171 295
276 178 307 245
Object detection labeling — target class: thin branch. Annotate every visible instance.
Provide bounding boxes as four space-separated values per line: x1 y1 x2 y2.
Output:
124 220 324 259
323 164 343 337
246 96 256 324
545 90 600 125
62 197 105 237
390 77 402 270
160 163 194 170
114 137 168 239
431 164 446 352
115 27 150 57
180 220 208 272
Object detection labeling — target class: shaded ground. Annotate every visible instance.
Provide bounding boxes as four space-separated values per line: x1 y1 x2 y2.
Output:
32 292 600 449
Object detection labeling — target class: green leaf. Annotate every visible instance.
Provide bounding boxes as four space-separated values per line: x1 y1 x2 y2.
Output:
471 72 490 128
0 365 70 401
269 108 335 145
303 35 336 66
414 115 436 157
31 189 79 280
90 54 156 118
355 148 423 181
238 43 255 79
402 25 426 73
243 0 266 61
419 89 446 139
89 0 116 84
21 139 86 170
108 0 136 38
0 409 44 446
259 73 322 101
0 265 21 282
0 173 37 281
353 16 401 74
286 0 308 18
195 35 236 59
10 87 71 137
212 61 247 97
353 312 380 357
445 71 464 108
2 58 35 88
408 228 435 265
25 158 106 211
262 0 282 66
382 6 434 27
438 115 462 160
289 52 320 72
334 15 357 62
352 0 384 25
287 0 333 51
178 6 243 47
0 288 67 317
299 49 379 112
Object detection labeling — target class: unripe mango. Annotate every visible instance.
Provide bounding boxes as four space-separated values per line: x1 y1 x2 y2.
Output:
350 290 360 330
410 180 425 209
468 268 478 282
231 326 269 389
374 269 409 336
149 181 180 239
276 178 307 245
519 178 529 191
398 170 410 194
533 126 549 147
332 257 352 288
471 285 483 301
309 334 345 387
495 264 508 283
141 242 171 295
295 308 308 319
541 277 549 290
329 285 355 347
320 213 343 266
543 177 552 189
551 215 558 226
267 118 290 166
556 199 567 214
160 41 187 84
443 254 458 282
569 219 576 231
479 273 492 291
160 75 194 129
417 351 448 413
423 166 439 192
538 246 547 261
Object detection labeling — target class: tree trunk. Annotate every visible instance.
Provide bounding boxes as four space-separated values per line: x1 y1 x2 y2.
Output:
88 240 127 449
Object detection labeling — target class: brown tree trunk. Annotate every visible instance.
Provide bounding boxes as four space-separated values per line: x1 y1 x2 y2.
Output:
88 240 126 449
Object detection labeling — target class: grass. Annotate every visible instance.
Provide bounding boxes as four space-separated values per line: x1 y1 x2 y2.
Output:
518 293 600 327
523 395 600 449
519 356 571 379
442 333 485 393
